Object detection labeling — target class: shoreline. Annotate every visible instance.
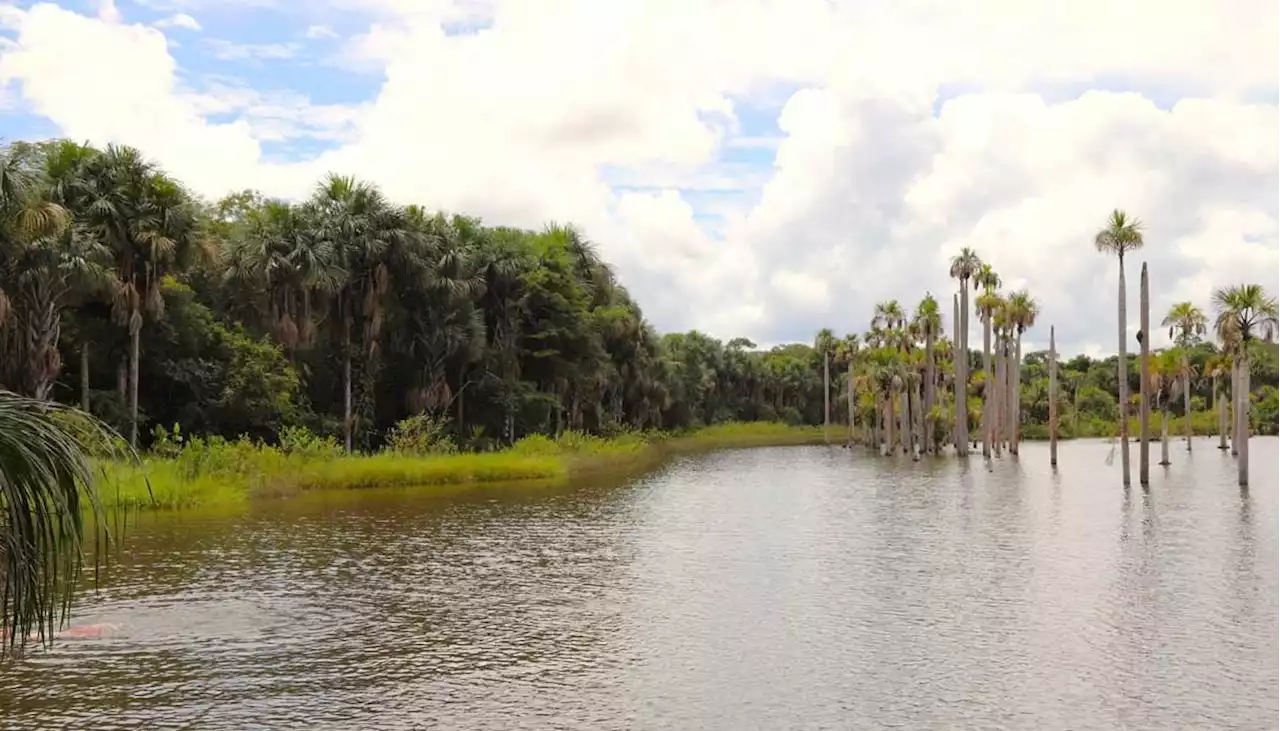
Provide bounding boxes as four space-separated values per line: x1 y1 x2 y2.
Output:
94 423 839 512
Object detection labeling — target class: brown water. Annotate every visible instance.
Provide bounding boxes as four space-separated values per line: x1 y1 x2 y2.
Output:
2 438 1277 730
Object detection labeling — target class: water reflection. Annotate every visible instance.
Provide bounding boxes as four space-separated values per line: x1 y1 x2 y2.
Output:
1 438 1275 730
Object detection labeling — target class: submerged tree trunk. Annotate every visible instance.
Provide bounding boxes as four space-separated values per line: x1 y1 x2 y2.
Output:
80 341 90 413
1116 254 1131 486
1230 361 1239 456
981 316 992 458
1217 375 1229 450
1010 334 1023 455
1139 262 1150 486
958 287 970 455
953 294 962 453
1160 409 1171 465
925 329 935 455
1049 326 1058 468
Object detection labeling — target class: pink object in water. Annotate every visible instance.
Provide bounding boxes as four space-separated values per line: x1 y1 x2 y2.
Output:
56 623 120 639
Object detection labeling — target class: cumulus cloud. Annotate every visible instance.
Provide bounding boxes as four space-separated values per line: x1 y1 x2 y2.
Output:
0 0 1275 357
303 24 337 39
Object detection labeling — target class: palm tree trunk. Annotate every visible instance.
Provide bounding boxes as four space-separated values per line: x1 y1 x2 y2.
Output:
1005 340 1015 450
128 327 140 449
1049 326 1058 467
925 330 935 454
823 352 830 444
872 394 881 451
1117 254 1131 486
1160 409 1171 465
981 316 992 457
887 391 896 455
79 341 90 413
994 339 1005 456
343 319 353 453
1182 353 1192 450
1138 262 1150 485
953 293 961 453
959 286 970 454
1238 356 1250 486
1011 333 1023 455
1230 361 1239 456
1217 376 1228 450
899 389 909 455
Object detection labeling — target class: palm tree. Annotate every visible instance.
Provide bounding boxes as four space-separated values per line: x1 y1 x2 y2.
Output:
1150 350 1180 466
1005 290 1038 455
949 247 982 454
973 265 1000 457
1162 301 1207 450
1094 209 1144 485
913 295 942 455
82 146 200 447
1212 284 1278 486
835 334 859 445
814 328 837 441
0 391 110 657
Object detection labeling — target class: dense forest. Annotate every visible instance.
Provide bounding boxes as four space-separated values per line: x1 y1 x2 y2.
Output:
0 140 1276 454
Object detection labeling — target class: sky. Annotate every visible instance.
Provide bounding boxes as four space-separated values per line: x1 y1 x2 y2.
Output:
0 0 1276 358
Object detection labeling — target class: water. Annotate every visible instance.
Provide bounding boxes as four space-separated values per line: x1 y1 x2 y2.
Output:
2 439 1276 730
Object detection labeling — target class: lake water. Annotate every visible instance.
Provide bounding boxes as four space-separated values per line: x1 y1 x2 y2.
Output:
2 438 1276 730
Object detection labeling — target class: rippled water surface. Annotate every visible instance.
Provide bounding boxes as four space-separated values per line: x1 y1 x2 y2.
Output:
2 439 1277 730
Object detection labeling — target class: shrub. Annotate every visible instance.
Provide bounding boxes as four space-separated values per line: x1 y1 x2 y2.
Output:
386 414 457 455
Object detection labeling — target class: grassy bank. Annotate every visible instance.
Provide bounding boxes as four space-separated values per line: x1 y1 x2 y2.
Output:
96 422 835 511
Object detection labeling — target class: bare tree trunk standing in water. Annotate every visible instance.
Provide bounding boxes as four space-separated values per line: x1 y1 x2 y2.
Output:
1230 359 1239 456
1049 326 1058 468
1238 356 1250 486
1139 263 1151 486
823 351 830 444
1217 370 1228 450
953 294 961 453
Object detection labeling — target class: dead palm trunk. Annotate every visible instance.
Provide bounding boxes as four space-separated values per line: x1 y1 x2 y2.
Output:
1011 332 1023 455
1216 374 1228 450
953 293 962 453
1116 253 1131 486
959 287 970 454
1230 360 1239 456
79 341 90 413
1238 355 1250 486
925 329 935 455
1182 353 1192 450
1138 262 1151 485
981 315 992 457
1049 326 1058 467
1159 402 1171 466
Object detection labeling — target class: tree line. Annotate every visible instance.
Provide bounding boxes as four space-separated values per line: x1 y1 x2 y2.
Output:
0 141 1276 455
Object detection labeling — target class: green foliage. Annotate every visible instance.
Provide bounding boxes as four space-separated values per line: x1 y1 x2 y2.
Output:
386 414 458 455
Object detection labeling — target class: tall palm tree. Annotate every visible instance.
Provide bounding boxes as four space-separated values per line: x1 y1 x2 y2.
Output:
82 146 200 447
973 265 1000 457
1212 284 1278 486
913 295 942 454
0 391 110 656
1094 209 1144 485
835 334 859 445
949 247 982 454
1162 301 1207 450
1005 290 1038 455
310 174 413 452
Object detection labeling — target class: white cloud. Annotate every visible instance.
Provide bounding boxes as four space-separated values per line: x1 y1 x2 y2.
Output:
203 38 299 61
304 24 337 39
154 12 201 31
0 0 1275 357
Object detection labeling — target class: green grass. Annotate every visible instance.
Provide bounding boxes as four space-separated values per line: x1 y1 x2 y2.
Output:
91 422 835 512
